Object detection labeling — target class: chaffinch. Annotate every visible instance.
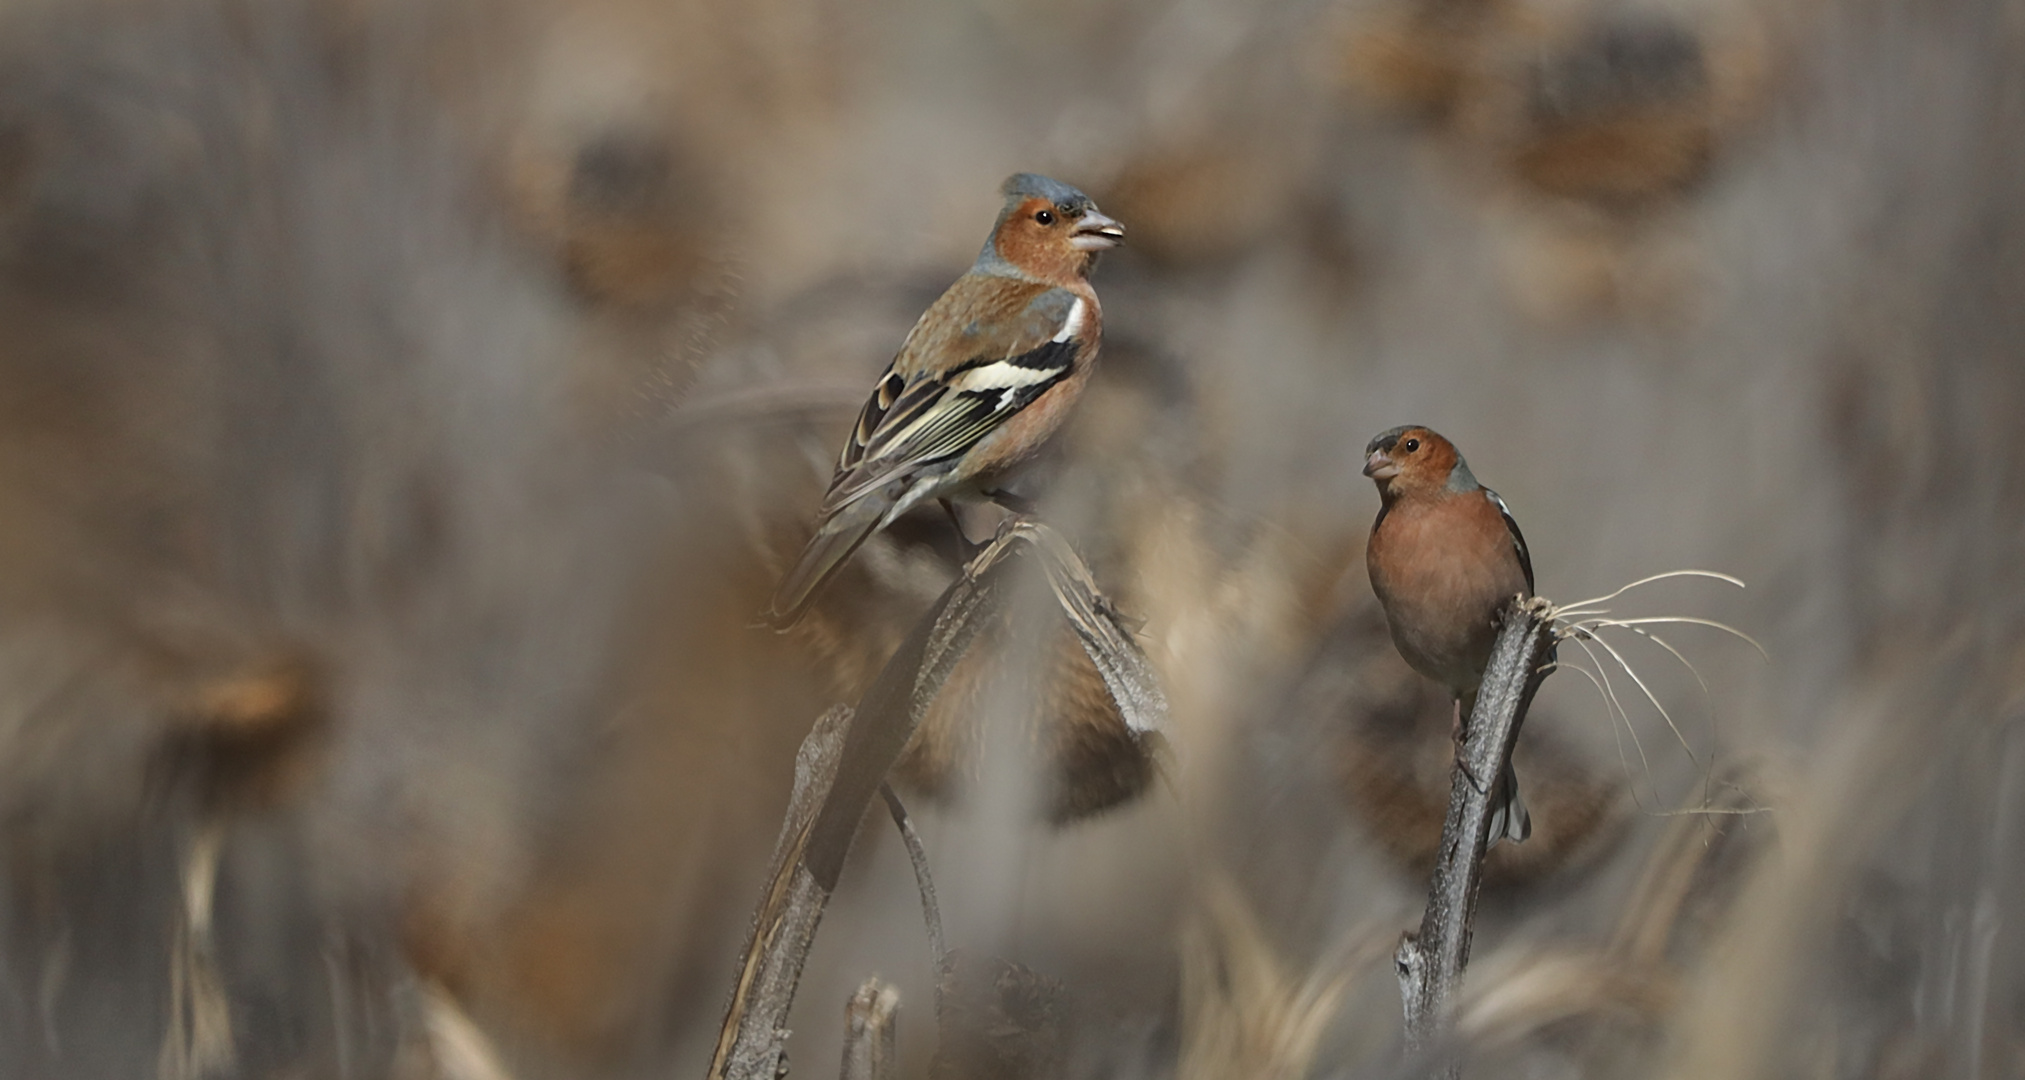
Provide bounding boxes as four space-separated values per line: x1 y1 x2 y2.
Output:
766 174 1124 629
1363 425 1537 844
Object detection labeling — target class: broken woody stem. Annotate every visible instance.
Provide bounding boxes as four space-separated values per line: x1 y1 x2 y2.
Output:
1396 596 1558 1072
839 978 901 1080
707 519 1167 1080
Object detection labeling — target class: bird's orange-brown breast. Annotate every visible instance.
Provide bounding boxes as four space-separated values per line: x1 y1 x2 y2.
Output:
954 285 1101 480
959 345 1097 480
1367 489 1531 695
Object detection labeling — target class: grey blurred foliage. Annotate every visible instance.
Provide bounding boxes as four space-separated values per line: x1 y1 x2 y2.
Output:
0 0 2019 1077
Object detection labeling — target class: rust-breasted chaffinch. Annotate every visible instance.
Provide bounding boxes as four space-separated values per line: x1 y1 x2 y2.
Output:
1364 425 1537 845
766 174 1124 629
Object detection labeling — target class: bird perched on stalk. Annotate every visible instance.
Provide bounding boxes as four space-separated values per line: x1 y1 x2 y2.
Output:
1363 425 1539 844
766 174 1124 630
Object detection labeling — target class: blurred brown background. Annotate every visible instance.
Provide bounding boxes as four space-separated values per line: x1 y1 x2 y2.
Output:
0 0 2018 1077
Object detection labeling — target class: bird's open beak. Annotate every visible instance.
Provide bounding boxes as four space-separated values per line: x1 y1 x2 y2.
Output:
1070 210 1125 251
1363 449 1398 480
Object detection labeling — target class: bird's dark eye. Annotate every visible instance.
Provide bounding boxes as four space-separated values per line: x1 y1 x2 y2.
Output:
1034 209 1054 225
1403 438 1420 452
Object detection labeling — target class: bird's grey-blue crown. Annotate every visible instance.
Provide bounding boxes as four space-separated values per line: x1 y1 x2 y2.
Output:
976 173 1102 274
1000 172 1093 211
1366 425 1425 456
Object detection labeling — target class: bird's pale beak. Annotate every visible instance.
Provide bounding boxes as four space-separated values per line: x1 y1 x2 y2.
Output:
1363 449 1398 480
1070 210 1126 251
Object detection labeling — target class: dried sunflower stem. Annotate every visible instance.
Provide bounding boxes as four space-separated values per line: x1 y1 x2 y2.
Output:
708 705 854 1080
839 978 901 1080
1396 597 1557 1075
879 782 950 993
706 525 1021 1080
707 520 1164 1079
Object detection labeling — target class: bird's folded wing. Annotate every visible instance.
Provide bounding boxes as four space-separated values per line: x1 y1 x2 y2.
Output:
821 285 1085 512
1485 489 1535 594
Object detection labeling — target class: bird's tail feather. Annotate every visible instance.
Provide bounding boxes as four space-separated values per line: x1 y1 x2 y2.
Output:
765 497 888 631
1486 760 1531 846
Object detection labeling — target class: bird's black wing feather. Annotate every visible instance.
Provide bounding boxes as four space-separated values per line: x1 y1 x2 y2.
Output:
1485 489 1535 594
821 337 1078 511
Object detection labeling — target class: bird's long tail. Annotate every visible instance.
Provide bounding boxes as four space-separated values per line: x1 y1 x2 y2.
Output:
765 496 889 631
1489 639 1557 846
1486 759 1531 846
1462 688 1533 847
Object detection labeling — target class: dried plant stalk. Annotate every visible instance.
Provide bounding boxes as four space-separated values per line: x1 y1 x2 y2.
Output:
839 978 900 1080
799 537 1018 893
711 519 1165 1078
1396 597 1557 1071
803 518 1167 891
159 818 234 1080
1014 520 1169 737
880 782 949 989
710 705 855 1080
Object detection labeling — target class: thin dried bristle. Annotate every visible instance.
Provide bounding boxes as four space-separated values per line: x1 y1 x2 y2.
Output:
1601 623 1715 699
1646 804 1773 817
1573 627 1697 764
1562 615 1780 822
1601 622 1726 785
1568 635 1657 804
1575 616 1770 662
1550 570 1746 617
1541 571 1763 817
1557 656 1654 812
